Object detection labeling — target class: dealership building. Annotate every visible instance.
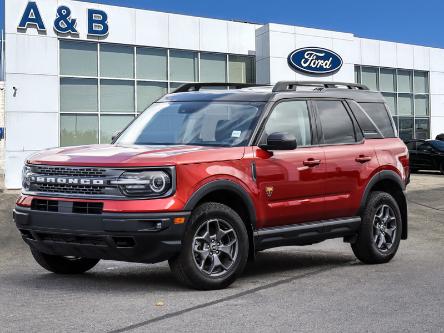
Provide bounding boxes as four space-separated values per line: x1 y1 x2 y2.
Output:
3 0 444 188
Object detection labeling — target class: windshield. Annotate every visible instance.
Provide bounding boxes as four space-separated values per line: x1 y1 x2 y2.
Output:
116 102 264 147
429 140 444 152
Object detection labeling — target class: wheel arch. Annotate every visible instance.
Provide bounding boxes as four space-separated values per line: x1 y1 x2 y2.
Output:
359 170 408 240
184 180 258 258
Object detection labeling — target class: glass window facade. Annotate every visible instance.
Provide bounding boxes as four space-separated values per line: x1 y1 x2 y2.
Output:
59 40 256 146
355 65 430 141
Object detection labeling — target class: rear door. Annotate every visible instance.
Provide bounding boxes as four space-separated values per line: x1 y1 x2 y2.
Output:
313 99 379 220
254 99 326 227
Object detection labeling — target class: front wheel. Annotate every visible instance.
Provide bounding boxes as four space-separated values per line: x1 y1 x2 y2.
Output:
31 249 100 274
169 202 249 290
351 191 402 264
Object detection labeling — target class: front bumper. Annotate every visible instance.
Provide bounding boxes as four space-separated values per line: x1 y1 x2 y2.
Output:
13 207 190 264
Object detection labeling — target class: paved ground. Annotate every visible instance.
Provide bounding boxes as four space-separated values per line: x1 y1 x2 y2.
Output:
0 173 443 332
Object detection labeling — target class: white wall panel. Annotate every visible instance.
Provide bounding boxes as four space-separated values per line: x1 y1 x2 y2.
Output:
295 34 333 50
269 57 296 84
269 31 295 58
332 39 358 65
5 151 39 189
5 33 58 75
5 112 59 151
228 22 256 55
255 31 269 61
168 14 200 50
360 39 380 66
430 94 444 117
7 0 58 36
5 74 58 113
396 43 414 69
200 18 228 53
429 72 444 95
429 48 444 72
135 10 169 48
413 46 430 71
96 4 135 45
332 63 354 82
380 41 397 68
256 58 271 84
430 116 444 139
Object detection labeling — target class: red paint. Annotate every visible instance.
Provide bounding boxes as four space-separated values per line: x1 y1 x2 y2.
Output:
25 138 408 228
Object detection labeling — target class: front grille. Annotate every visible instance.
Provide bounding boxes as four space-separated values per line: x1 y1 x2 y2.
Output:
30 199 104 215
72 202 104 215
33 183 106 195
32 166 107 178
36 233 108 246
26 165 124 198
31 199 58 212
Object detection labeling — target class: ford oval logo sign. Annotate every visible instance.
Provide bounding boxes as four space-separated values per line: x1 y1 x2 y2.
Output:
288 47 343 74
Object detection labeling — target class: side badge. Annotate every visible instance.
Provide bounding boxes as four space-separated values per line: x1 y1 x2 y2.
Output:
265 186 274 198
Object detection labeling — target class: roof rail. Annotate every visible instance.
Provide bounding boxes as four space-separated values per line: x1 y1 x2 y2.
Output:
172 82 261 93
273 81 369 92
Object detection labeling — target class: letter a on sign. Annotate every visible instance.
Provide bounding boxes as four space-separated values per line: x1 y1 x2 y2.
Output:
18 1 46 31
88 9 109 36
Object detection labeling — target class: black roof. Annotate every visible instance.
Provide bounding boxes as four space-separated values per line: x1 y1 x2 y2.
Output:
157 81 387 104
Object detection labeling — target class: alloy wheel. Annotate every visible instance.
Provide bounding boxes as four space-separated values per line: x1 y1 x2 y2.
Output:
373 204 397 252
192 219 239 277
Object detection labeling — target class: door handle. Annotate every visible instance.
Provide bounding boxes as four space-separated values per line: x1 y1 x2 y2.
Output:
303 158 321 167
356 155 372 163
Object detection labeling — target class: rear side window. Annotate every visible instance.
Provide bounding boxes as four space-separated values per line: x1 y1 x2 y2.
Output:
315 100 357 145
359 103 396 138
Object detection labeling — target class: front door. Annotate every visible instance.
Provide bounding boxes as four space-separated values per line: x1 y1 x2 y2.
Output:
254 100 326 228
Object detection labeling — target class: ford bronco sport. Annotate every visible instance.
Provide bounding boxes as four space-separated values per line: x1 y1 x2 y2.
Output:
14 81 409 290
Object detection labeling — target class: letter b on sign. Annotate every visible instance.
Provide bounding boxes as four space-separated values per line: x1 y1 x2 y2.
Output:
88 9 109 36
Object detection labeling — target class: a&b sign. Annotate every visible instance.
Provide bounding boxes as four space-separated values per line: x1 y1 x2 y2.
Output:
18 1 109 37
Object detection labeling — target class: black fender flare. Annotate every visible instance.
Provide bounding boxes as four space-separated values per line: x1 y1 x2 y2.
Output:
184 180 257 229
359 170 408 239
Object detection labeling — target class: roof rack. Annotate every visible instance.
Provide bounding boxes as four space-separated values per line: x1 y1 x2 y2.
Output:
172 83 261 93
272 81 369 92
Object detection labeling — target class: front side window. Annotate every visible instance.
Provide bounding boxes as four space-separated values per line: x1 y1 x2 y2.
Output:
262 101 312 147
315 100 357 145
116 102 264 147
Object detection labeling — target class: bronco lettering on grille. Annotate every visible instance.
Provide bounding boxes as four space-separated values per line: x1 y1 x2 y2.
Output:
30 176 105 186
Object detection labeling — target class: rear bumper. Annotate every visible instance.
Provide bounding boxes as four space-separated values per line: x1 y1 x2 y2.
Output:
13 207 190 264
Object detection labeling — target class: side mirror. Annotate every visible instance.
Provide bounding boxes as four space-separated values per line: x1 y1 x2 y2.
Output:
111 131 122 143
259 132 297 151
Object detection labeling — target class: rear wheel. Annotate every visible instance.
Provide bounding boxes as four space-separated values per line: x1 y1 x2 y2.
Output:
352 191 402 264
31 249 100 274
169 202 249 290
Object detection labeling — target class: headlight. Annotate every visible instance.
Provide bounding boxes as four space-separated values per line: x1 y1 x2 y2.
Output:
111 170 173 197
22 165 32 190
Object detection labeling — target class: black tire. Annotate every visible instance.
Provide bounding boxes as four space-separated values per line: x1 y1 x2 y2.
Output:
410 168 418 174
169 202 249 290
31 249 100 274
440 162 444 175
352 191 402 264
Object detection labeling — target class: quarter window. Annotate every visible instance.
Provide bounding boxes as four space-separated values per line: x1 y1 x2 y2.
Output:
262 101 312 147
359 103 396 138
315 100 356 145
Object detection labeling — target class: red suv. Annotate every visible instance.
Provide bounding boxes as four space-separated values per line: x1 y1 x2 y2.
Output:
14 81 410 290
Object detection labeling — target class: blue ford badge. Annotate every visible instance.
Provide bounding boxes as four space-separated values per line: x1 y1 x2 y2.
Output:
288 47 343 74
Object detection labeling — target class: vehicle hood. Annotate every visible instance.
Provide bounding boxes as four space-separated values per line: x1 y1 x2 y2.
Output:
27 144 246 167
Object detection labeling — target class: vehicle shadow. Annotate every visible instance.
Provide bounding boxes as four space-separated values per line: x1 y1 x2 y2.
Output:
4 248 355 293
